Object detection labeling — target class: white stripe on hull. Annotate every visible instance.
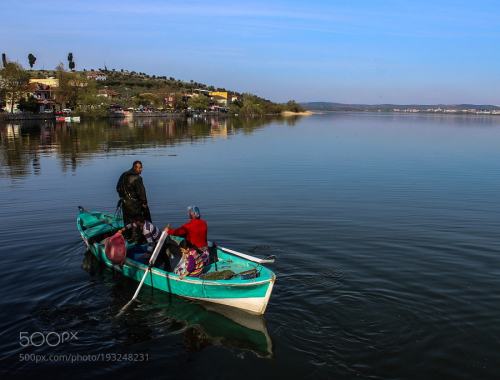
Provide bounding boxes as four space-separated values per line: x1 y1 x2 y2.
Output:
184 277 275 315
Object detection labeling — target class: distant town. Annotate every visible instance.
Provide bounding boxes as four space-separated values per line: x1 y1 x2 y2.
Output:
302 102 500 115
391 107 499 115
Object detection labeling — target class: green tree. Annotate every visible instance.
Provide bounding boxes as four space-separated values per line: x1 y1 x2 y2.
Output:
76 79 108 115
134 92 161 108
54 64 80 109
67 52 75 71
28 53 37 69
0 62 30 113
284 100 304 113
229 99 242 115
18 95 39 113
0 86 5 109
239 94 264 116
173 93 187 111
188 95 210 111
1 53 7 68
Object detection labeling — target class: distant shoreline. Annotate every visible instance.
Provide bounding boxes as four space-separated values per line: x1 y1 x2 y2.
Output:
281 110 313 116
301 102 500 116
302 109 500 117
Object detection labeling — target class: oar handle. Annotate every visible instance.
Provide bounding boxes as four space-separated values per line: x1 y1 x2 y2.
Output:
216 245 276 264
146 231 168 268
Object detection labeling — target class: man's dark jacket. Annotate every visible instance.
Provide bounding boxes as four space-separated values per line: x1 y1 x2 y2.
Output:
116 169 151 223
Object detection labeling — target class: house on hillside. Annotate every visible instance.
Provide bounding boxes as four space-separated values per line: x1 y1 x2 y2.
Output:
209 91 228 106
29 77 59 87
2 78 58 112
29 83 56 112
164 94 176 108
86 71 108 81
97 87 119 99
164 93 191 109
192 89 210 96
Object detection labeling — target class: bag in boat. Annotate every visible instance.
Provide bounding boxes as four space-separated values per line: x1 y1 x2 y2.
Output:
105 232 127 265
239 268 258 279
200 270 235 280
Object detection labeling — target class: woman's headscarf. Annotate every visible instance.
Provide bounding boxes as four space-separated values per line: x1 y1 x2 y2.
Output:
187 205 201 219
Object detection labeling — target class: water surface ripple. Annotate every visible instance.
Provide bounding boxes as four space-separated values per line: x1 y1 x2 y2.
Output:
1 114 499 379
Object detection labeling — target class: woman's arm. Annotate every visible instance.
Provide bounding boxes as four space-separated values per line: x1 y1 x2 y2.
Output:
117 222 135 234
167 224 188 237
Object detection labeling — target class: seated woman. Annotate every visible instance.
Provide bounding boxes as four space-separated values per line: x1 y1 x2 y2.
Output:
166 205 209 279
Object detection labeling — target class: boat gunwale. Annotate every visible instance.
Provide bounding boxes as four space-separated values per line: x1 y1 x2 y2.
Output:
117 253 276 287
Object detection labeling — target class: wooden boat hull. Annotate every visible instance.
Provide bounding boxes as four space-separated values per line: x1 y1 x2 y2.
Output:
77 210 276 315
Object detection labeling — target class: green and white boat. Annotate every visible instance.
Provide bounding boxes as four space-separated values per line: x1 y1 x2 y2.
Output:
77 208 276 315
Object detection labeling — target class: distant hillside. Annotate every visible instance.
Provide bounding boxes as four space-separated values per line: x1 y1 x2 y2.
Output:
3 66 303 116
302 102 500 112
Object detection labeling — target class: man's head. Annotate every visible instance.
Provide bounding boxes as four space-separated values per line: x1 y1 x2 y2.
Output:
187 205 201 219
132 160 143 175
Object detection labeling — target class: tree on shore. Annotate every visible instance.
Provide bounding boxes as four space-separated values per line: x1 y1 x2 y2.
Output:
55 63 82 109
239 94 264 116
0 62 30 113
18 95 39 113
284 100 304 113
188 94 210 111
76 79 108 115
28 53 37 69
2 53 7 68
173 93 187 110
0 86 5 109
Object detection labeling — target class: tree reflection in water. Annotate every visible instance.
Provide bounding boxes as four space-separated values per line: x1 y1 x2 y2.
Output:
0 116 297 179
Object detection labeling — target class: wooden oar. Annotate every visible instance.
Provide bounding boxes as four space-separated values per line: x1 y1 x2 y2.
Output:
215 244 276 264
116 231 168 317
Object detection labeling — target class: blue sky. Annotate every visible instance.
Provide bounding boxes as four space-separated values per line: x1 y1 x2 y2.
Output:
1 0 499 104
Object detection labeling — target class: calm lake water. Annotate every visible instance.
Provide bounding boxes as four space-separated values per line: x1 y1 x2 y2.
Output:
1 113 500 379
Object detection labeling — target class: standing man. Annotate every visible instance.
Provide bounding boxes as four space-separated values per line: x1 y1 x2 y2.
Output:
116 160 152 227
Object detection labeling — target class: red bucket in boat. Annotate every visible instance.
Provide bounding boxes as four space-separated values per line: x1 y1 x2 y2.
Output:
105 232 127 265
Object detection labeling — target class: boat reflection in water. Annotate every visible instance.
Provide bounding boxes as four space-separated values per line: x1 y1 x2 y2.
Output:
82 251 273 358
